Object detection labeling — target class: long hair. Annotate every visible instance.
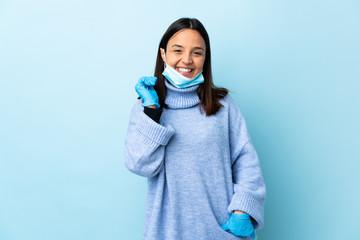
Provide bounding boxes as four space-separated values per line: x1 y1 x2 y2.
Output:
154 17 229 116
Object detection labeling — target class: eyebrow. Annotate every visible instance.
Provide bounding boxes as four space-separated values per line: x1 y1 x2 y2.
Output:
171 44 205 51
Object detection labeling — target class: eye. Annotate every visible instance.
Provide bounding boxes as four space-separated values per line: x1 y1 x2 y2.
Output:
174 49 182 53
194 52 203 56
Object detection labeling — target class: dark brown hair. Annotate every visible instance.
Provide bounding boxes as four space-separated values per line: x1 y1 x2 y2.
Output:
154 17 229 116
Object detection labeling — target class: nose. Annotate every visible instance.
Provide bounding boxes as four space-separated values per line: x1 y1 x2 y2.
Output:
181 52 193 65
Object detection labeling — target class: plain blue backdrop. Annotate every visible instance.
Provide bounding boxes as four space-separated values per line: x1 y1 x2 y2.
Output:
0 0 359 239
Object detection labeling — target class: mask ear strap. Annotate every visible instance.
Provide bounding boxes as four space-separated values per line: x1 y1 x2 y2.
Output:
162 49 167 69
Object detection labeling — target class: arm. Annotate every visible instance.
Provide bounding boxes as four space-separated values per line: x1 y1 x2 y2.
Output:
227 97 266 230
125 100 174 177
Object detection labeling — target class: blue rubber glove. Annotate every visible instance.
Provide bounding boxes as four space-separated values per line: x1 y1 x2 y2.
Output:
221 212 256 239
135 76 160 109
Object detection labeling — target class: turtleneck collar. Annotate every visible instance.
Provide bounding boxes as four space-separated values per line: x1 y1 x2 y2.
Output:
164 79 200 109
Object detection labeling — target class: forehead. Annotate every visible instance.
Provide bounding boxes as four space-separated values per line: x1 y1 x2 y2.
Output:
167 29 205 48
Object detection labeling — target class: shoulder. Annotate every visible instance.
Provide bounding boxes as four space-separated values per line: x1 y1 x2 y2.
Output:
218 93 244 119
129 99 143 116
219 93 236 107
133 98 143 108
219 93 251 142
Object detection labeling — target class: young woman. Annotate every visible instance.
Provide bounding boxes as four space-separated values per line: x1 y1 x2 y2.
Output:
125 18 266 240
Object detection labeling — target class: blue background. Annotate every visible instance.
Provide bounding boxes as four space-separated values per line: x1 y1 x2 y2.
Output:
1 0 359 239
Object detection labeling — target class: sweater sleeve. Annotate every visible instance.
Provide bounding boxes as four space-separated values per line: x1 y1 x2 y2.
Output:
124 100 175 177
226 96 266 230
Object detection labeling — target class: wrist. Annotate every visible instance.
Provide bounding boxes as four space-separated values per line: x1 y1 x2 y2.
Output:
233 210 246 214
145 105 157 109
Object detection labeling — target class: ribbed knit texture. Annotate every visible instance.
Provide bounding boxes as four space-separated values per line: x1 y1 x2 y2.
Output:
125 80 266 240
164 80 200 109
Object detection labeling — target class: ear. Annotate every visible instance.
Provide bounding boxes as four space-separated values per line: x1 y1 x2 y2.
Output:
160 48 165 62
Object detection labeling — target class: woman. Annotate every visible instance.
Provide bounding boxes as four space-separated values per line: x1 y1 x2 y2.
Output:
125 18 266 240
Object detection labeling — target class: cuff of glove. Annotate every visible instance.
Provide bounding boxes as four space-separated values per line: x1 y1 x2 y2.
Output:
232 212 250 219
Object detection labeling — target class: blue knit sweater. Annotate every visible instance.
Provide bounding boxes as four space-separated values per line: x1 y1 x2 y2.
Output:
125 80 266 240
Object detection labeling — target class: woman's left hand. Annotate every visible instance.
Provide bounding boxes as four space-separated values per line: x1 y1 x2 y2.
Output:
220 212 256 239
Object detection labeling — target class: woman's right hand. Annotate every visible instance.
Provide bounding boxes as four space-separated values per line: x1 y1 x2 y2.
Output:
135 76 160 109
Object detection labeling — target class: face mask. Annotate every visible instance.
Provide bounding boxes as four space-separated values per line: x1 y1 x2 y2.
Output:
161 52 204 89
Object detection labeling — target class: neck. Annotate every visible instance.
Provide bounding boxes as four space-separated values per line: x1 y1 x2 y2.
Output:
164 79 200 109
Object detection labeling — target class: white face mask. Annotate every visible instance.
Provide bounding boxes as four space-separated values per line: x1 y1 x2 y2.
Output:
161 51 204 89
